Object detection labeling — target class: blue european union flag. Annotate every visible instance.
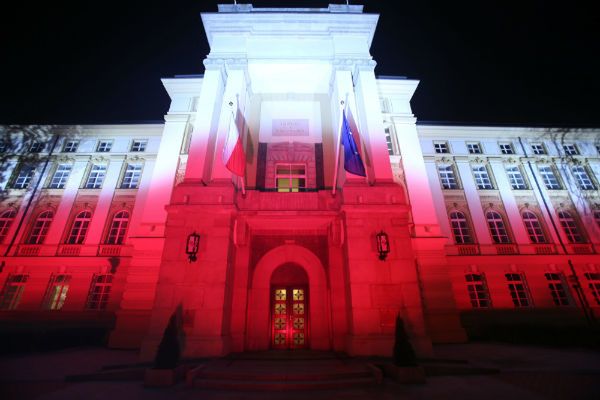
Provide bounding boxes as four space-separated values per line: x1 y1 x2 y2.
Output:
341 110 366 177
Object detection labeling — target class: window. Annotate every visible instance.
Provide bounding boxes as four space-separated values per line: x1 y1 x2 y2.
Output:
0 274 29 310
449 211 473 244
66 211 92 244
29 141 45 153
506 166 527 190
594 210 600 228
596 145 600 155
562 144 579 156
572 166 595 190
438 165 459 189
106 211 129 244
384 128 394 155
472 165 494 189
130 140 147 152
0 209 16 243
558 210 585 243
0 141 7 153
486 211 510 243
522 211 546 243
545 273 570 306
499 143 514 155
467 143 482 154
85 164 107 189
27 210 53 244
531 143 546 155
12 165 35 189
275 164 306 192
121 164 142 189
86 274 113 310
48 164 72 189
505 273 532 307
96 140 113 152
584 272 600 305
43 274 70 310
62 140 79 153
465 273 491 308
538 166 562 190
434 142 449 154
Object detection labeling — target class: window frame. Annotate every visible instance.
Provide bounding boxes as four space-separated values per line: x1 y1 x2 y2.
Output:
506 165 528 190
86 274 113 310
472 165 494 190
521 210 547 243
0 273 29 310
12 164 35 189
85 164 107 189
66 210 92 244
96 140 113 153
105 210 129 245
544 272 571 306
557 210 585 243
130 139 147 152
434 141 450 154
465 273 491 308
0 209 17 244
562 144 579 156
486 210 511 244
43 274 71 310
274 163 307 193
538 165 562 190
449 210 474 244
531 143 546 155
584 272 600 305
505 272 532 308
120 163 143 189
437 164 459 190
48 163 72 189
27 210 53 244
571 165 595 190
499 142 515 155
62 139 79 153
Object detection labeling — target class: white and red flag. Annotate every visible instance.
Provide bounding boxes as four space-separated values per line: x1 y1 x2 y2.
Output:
222 110 246 177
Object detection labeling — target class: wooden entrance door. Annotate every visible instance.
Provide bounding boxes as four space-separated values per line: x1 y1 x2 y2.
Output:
271 286 308 349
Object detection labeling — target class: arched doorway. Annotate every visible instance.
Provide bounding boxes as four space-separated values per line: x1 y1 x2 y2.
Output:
270 264 309 349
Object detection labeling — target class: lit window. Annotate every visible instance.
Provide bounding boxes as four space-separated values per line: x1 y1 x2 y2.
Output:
472 165 494 189
130 140 147 152
12 165 35 189
499 143 514 154
522 211 546 243
437 165 459 189
66 211 92 244
86 274 113 310
121 164 142 189
449 211 473 244
465 273 491 308
29 142 45 153
506 166 527 190
85 164 107 189
48 164 72 189
96 140 113 152
467 143 482 154
505 273 532 307
275 164 306 192
434 142 449 154
384 128 394 155
562 144 579 156
0 274 29 310
538 166 561 190
584 272 600 305
545 273 570 306
531 143 546 155
43 274 70 310
558 210 585 243
571 166 595 190
486 211 510 243
106 210 129 245
27 210 53 244
62 140 79 153
0 209 17 243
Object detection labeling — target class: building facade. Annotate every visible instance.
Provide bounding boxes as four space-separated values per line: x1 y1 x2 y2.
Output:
1 4 598 359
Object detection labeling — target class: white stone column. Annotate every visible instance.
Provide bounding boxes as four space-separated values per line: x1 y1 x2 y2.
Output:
455 159 492 244
424 159 453 242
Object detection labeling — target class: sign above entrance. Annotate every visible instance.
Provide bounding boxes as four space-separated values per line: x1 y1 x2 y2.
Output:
272 119 309 137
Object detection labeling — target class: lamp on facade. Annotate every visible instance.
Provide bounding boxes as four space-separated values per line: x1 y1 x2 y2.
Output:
186 232 200 263
376 230 390 261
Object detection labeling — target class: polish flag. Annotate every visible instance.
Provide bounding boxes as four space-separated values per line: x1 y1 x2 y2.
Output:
222 111 246 177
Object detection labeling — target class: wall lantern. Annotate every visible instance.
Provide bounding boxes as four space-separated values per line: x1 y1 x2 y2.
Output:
186 232 200 263
376 230 390 261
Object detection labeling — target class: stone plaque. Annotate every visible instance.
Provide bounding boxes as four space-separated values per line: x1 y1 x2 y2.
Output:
272 119 309 136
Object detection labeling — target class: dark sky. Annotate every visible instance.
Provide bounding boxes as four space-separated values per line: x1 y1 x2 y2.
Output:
1 1 599 126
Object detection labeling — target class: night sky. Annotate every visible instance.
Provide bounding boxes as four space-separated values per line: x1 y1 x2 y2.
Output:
1 1 598 126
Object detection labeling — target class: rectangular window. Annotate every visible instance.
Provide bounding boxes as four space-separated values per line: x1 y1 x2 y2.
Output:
563 144 579 156
434 142 449 154
531 143 546 155
121 164 142 189
505 273 532 307
596 145 600 155
29 142 45 153
499 143 514 154
584 273 600 305
538 166 561 190
506 166 528 190
0 274 29 310
49 164 72 189
12 165 35 189
437 165 459 189
43 274 71 310
86 274 113 310
465 273 491 308
472 165 494 189
572 166 595 190
275 164 306 192
96 140 113 152
544 273 570 306
130 140 147 152
467 143 482 154
384 128 394 155
62 140 79 153
85 164 107 189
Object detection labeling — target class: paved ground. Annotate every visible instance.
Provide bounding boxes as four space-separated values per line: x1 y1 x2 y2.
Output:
1 343 599 399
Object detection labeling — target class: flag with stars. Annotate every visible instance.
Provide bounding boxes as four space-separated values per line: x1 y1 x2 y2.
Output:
341 110 366 177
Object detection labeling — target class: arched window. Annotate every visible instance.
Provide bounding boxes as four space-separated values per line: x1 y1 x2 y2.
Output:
486 211 510 243
28 211 53 244
558 211 585 243
594 210 600 229
522 211 547 243
106 210 129 245
0 209 16 243
449 211 473 244
66 211 92 244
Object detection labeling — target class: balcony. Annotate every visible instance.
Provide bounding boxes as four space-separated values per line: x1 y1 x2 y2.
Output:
494 244 519 255
17 245 41 256
235 190 341 212
568 243 595 254
446 244 480 256
57 244 82 256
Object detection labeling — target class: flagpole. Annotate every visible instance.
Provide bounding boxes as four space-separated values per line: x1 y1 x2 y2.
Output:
331 96 347 196
350 106 371 185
